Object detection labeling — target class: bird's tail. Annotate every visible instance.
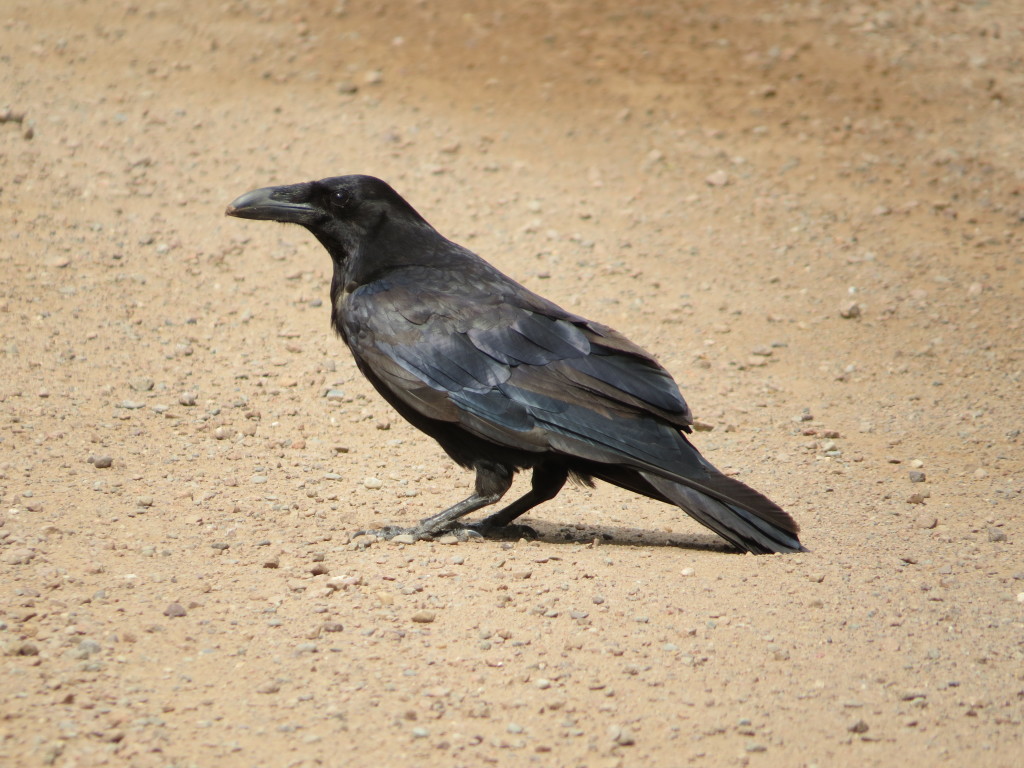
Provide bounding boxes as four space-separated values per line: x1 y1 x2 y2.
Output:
640 470 804 554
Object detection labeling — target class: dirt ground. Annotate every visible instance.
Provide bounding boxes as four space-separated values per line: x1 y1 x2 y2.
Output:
1 1 1022 766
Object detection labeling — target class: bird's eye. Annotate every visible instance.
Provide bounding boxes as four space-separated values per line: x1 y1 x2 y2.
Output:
331 190 351 211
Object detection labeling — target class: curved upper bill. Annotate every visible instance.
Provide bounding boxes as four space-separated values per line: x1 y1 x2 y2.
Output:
225 185 314 223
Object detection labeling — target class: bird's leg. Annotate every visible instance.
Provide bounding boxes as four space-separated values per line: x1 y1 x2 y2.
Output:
459 463 568 539
358 461 513 541
477 463 567 527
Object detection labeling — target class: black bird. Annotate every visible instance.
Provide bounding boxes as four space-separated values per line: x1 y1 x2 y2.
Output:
226 175 804 553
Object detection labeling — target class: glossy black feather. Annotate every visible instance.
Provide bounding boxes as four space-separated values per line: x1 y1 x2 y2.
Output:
226 175 804 553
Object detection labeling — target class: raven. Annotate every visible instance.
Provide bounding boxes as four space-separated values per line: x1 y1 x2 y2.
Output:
226 175 804 553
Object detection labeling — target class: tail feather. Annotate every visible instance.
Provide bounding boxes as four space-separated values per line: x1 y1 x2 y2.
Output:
641 471 804 554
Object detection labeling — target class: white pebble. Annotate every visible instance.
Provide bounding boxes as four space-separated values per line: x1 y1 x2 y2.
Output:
839 301 861 319
705 169 729 187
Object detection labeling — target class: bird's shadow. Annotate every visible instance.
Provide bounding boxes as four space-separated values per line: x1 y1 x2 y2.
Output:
487 520 739 554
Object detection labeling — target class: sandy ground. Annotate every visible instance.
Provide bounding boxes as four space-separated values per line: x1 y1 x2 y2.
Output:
1 1 1022 766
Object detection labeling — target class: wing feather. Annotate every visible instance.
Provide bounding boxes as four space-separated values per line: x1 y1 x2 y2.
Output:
345 269 696 473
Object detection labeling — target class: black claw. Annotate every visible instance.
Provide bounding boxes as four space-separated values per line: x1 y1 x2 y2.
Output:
437 526 484 542
455 521 539 541
351 521 538 545
353 525 427 541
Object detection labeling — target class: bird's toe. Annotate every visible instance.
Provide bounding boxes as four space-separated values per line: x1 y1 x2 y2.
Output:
436 525 484 542
353 525 427 542
457 521 539 541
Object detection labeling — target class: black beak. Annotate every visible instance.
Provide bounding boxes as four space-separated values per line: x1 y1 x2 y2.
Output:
225 185 317 223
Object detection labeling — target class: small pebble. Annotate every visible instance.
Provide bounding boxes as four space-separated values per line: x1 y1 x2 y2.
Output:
2 548 35 565
77 639 101 657
178 392 197 407
705 170 729 187
839 301 862 319
8 642 39 656
915 514 937 530
908 470 926 483
256 680 280 694
89 455 113 469
411 610 436 623
363 476 383 490
163 603 187 618
262 551 281 569
987 527 1007 543
608 724 636 746
391 534 416 545
680 567 695 577
847 719 869 734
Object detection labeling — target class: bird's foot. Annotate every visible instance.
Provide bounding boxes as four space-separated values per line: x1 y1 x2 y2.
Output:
447 521 539 541
352 523 480 543
352 525 431 543
433 524 485 542
352 521 538 545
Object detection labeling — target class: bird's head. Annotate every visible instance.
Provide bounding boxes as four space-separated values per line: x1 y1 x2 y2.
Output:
225 174 430 261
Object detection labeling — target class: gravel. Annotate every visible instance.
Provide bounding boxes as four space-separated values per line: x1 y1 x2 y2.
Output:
163 603 187 618
1 4 1021 768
